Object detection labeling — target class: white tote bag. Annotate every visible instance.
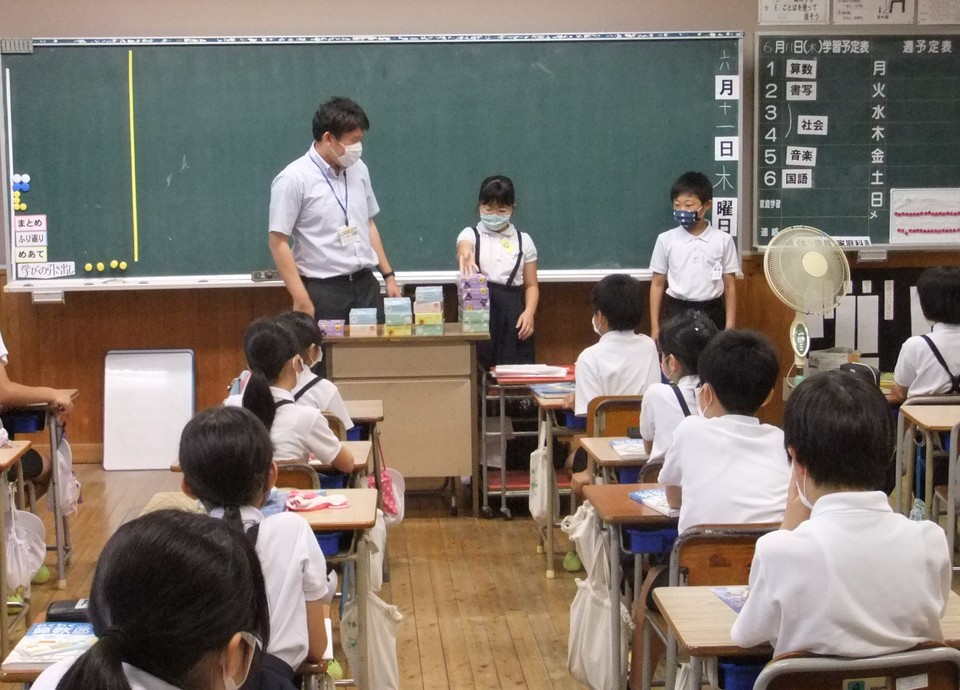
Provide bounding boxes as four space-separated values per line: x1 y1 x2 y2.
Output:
6 486 46 597
560 501 602 574
48 438 81 516
342 592 403 690
529 421 557 526
567 532 633 690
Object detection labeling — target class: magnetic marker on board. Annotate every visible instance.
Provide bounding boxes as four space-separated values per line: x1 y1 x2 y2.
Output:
110 260 119 269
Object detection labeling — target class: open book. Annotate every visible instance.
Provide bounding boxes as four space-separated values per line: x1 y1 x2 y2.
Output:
609 438 647 461
628 488 679 517
1 622 97 672
711 586 749 614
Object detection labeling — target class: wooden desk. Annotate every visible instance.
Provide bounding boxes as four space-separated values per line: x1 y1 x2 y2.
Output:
583 482 678 686
654 587 960 690
326 324 487 515
894 402 960 556
297 487 378 689
307 440 372 477
343 400 387 508
3 391 77 592
580 436 650 484
0 441 33 658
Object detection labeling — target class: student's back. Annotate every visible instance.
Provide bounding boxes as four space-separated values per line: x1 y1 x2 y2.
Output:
891 267 960 402
733 371 950 657
658 330 790 533
573 276 659 415
640 310 718 463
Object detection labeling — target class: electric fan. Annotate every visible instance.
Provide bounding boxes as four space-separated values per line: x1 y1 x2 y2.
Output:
763 225 851 381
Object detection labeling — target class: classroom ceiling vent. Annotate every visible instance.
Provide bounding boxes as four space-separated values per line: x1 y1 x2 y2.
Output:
763 225 851 381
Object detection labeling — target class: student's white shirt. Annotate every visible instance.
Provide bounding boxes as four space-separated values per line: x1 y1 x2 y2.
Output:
210 505 329 669
894 322 960 396
649 223 739 301
292 371 354 431
268 144 380 279
658 414 790 534
456 222 537 285
731 491 950 658
639 375 699 463
33 659 184 690
0 330 8 365
224 387 342 464
573 331 660 415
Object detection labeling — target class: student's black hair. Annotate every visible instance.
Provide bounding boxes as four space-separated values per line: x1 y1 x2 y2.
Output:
658 309 719 376
669 171 713 204
591 274 644 332
312 97 370 141
56 510 270 690
917 266 960 325
698 329 779 415
180 406 274 531
241 317 300 431
784 370 893 490
478 175 516 207
278 310 324 355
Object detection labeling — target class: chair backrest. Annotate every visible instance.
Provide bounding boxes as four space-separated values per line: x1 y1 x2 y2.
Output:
276 462 321 490
639 459 663 484
669 523 779 587
323 411 347 441
586 395 643 437
754 643 960 690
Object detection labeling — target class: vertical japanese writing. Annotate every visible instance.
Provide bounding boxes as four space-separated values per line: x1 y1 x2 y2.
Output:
713 46 739 235
869 58 887 233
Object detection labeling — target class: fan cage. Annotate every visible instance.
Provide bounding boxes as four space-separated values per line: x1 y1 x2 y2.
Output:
763 226 851 314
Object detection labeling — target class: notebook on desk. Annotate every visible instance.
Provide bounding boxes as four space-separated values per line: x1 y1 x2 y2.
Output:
629 487 679 517
528 382 576 398
609 438 647 461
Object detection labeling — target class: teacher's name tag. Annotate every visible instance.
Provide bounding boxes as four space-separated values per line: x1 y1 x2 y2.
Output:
338 225 360 247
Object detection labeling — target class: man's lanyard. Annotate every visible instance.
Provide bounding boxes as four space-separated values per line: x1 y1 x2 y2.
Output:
314 159 349 226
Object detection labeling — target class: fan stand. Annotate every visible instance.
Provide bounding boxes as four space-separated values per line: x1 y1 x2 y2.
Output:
786 311 811 389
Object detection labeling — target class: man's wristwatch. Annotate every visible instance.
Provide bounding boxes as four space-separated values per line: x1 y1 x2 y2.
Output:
381 271 396 280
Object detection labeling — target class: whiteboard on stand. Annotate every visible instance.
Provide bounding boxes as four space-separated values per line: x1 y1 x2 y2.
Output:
103 350 195 471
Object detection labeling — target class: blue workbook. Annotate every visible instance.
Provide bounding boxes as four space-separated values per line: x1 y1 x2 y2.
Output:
628 488 679 518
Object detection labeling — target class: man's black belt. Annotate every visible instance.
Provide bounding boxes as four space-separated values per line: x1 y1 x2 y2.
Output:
301 268 373 284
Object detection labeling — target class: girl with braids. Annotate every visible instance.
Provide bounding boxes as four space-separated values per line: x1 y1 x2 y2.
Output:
33 509 270 690
179 406 334 690
237 317 353 473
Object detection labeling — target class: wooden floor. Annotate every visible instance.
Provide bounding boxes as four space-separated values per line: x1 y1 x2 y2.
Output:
1 468 586 689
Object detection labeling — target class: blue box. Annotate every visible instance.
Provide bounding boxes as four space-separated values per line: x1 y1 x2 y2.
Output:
718 660 766 690
622 527 678 554
415 286 444 302
383 297 412 314
563 411 587 430
618 467 640 484
348 308 378 325
315 531 348 557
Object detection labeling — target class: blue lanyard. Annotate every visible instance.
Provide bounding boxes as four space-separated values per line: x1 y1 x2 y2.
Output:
314 159 349 226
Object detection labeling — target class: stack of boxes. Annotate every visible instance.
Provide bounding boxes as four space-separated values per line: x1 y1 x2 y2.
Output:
383 297 413 336
413 286 444 336
458 273 490 333
348 308 377 337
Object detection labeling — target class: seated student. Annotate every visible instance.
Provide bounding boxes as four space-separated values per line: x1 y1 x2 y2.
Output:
565 274 660 490
32 509 271 690
631 329 789 687
0 331 75 497
732 370 951 657
277 311 354 432
227 318 353 473
180 406 334 689
639 309 717 465
887 266 960 405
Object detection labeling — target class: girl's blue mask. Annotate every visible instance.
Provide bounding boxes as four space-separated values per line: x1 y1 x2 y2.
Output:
480 213 511 231
673 207 702 231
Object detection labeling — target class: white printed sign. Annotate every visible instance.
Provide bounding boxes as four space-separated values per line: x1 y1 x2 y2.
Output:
786 81 817 100
782 169 814 188
786 59 818 79
715 75 740 100
14 230 47 247
797 115 829 135
14 247 48 263
16 262 76 279
785 146 817 166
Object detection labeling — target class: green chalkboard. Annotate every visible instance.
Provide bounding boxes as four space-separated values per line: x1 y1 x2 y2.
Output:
2 33 742 287
755 34 960 250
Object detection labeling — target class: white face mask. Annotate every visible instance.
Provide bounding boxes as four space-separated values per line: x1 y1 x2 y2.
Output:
796 474 815 510
694 386 706 416
591 314 602 336
337 140 362 168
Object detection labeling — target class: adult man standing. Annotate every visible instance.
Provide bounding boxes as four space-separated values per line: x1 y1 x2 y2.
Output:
269 97 400 322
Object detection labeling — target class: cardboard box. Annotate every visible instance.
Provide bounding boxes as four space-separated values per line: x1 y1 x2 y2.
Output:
414 286 444 302
414 300 443 313
348 324 377 337
384 313 413 326
460 322 490 333
384 324 412 337
414 324 445 336
459 307 491 323
458 297 490 310
457 273 488 289
348 308 378 325
383 297 412 314
414 312 444 325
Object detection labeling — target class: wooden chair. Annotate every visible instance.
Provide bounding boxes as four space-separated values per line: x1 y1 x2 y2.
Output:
323 412 347 441
639 459 663 484
641 522 779 690
586 394 643 437
276 462 321 490
753 643 960 690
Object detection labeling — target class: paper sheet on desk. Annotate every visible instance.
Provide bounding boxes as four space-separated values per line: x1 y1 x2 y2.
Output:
285 491 350 512
494 364 568 377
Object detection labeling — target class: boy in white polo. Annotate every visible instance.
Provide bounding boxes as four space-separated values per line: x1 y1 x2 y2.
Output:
732 370 950 657
887 266 960 404
649 171 739 342
564 274 661 491
631 330 789 685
